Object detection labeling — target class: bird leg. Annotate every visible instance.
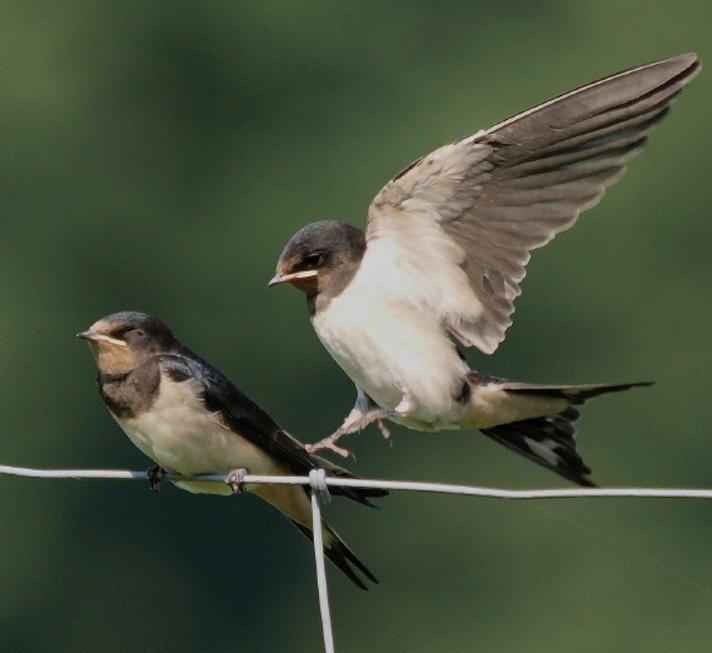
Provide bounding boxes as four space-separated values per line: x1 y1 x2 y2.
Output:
376 419 392 441
374 393 415 443
306 388 416 457
147 465 167 492
306 406 396 458
225 468 250 494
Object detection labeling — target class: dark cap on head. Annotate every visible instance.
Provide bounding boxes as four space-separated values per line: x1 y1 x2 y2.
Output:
80 311 178 348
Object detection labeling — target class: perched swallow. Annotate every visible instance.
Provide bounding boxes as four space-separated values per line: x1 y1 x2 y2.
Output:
78 311 387 589
270 53 700 485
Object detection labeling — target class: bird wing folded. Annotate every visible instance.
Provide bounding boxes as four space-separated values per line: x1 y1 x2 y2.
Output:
159 353 319 469
159 353 387 503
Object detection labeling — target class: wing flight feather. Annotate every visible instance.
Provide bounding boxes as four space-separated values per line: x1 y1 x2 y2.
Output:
366 53 700 354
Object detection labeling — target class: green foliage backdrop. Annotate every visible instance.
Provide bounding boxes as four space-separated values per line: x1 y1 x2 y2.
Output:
0 2 710 651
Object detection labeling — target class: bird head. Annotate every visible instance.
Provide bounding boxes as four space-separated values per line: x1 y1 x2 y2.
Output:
269 220 366 298
77 311 178 374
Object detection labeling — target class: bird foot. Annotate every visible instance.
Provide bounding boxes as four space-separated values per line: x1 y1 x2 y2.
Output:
306 435 355 459
306 407 399 457
147 465 167 492
376 419 392 441
225 468 250 494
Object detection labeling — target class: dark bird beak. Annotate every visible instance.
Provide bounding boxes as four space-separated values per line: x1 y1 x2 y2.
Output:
267 273 284 288
268 270 318 288
76 330 94 340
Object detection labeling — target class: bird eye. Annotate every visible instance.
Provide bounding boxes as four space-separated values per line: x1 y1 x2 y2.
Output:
303 252 325 268
112 327 145 340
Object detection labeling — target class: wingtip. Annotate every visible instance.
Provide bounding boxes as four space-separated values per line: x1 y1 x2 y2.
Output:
648 52 699 70
663 52 702 79
670 51 698 64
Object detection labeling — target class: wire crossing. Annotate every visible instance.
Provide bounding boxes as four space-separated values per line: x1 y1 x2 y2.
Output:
3 463 712 652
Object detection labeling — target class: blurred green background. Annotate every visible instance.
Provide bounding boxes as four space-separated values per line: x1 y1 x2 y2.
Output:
0 2 710 651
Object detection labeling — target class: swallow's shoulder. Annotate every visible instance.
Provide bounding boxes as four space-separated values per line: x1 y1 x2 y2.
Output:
156 351 246 403
154 351 281 430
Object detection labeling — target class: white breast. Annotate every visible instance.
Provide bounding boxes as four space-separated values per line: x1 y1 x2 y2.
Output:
115 375 285 494
312 244 470 429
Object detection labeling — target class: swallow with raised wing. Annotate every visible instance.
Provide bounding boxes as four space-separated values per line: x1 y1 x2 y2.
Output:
270 53 700 485
78 311 386 589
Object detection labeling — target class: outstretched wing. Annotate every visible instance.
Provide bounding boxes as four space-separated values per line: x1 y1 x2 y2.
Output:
366 53 700 354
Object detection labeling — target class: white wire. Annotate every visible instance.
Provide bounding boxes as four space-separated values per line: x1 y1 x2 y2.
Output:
3 464 712 500
309 469 335 653
4 462 712 653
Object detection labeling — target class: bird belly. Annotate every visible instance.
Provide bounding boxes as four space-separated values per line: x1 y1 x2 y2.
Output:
115 377 286 495
312 284 469 430
312 285 569 431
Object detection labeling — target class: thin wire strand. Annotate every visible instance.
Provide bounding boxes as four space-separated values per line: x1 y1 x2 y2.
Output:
309 470 335 653
5 463 712 653
3 464 712 500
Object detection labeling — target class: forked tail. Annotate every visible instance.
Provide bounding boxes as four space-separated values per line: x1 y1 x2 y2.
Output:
290 520 378 591
481 381 653 486
499 380 653 404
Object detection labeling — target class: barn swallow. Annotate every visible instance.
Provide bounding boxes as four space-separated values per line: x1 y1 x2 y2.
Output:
269 53 700 485
78 311 387 589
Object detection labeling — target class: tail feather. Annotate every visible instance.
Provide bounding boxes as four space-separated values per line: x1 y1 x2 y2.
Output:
501 380 654 404
481 407 595 486
290 520 377 591
482 407 595 487
480 380 652 486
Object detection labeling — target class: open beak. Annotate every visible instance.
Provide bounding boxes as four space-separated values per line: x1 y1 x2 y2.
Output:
268 270 319 287
76 331 127 347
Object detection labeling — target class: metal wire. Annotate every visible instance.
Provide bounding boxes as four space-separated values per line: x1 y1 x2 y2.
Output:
4 462 712 653
3 465 712 500
309 469 335 653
